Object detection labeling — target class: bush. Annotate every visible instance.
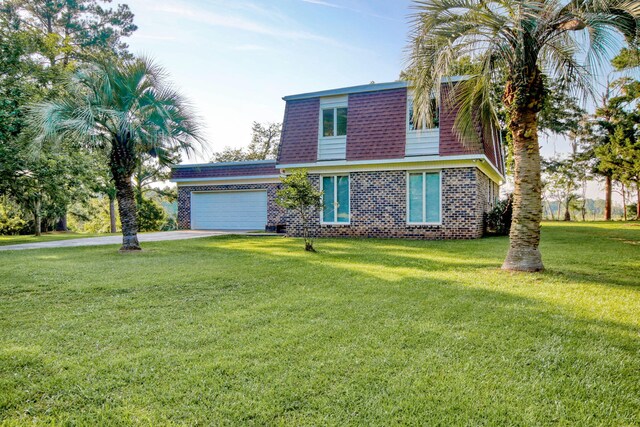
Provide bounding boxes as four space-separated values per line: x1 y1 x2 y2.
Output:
137 196 167 232
485 194 513 236
276 170 322 251
0 197 28 235
160 215 177 231
626 203 637 220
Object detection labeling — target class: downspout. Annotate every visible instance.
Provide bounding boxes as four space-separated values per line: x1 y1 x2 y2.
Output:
498 128 506 178
491 126 499 178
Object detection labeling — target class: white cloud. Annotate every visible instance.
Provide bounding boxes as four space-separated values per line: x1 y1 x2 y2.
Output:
151 2 336 44
298 0 402 22
300 0 345 9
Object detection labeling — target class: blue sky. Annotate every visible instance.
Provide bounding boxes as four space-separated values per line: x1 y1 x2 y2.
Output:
125 0 412 162
123 0 630 203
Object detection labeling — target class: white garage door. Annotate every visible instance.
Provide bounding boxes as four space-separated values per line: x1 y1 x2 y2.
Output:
191 191 267 230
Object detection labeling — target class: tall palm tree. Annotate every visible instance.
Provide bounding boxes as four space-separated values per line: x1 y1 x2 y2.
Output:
408 0 638 271
30 56 202 250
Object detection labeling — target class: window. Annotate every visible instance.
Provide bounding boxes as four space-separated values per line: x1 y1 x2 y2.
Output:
322 107 348 137
408 99 439 131
408 172 441 224
322 175 349 223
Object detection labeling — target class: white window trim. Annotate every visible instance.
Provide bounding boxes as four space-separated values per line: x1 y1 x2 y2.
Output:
320 174 351 225
406 170 442 226
319 106 348 139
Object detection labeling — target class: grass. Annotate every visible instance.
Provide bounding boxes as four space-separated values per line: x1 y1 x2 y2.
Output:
0 222 638 425
0 232 113 246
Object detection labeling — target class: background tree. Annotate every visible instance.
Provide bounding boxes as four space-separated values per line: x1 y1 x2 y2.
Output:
0 0 137 235
543 157 580 221
538 80 588 221
584 76 640 220
408 0 638 271
211 121 281 162
276 170 322 252
7 0 136 66
29 56 202 250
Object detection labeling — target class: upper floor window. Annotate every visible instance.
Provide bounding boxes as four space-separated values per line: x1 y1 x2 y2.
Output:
322 107 348 137
408 98 439 131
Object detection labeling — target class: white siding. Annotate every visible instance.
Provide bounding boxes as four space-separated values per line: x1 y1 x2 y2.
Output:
405 128 440 156
191 191 267 230
318 137 347 160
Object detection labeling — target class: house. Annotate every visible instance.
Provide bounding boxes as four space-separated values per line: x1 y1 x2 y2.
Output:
171 78 505 239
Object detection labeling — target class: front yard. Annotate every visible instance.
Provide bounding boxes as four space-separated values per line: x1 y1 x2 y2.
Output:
1 222 638 425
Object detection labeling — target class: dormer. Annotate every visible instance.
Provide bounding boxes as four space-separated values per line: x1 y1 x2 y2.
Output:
318 95 348 160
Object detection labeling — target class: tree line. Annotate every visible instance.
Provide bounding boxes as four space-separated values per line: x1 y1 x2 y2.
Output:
0 0 179 239
540 51 640 222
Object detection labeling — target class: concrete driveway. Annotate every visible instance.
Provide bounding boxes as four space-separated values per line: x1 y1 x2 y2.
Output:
0 230 243 251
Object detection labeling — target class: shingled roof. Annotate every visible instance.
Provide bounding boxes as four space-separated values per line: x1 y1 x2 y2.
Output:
171 160 279 180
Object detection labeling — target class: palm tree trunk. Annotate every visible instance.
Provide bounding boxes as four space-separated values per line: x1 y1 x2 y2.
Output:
605 175 612 220
110 136 141 251
502 105 544 272
109 197 117 233
113 172 140 250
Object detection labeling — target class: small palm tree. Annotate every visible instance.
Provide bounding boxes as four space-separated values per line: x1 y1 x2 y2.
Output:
408 0 638 271
30 56 202 250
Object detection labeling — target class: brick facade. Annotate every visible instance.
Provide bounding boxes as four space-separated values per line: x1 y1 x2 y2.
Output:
177 183 287 230
176 167 496 240
285 167 496 240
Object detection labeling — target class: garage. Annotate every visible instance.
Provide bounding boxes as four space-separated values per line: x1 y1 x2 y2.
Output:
190 190 268 230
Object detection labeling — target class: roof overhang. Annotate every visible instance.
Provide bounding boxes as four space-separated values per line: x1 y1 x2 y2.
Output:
171 175 282 186
282 76 472 101
276 154 505 185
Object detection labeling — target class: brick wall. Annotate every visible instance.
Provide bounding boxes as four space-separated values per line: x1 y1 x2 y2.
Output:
176 168 499 240
286 167 493 240
177 183 286 230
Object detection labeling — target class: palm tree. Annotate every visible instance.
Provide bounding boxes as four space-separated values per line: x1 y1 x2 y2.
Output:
30 56 202 250
408 0 638 271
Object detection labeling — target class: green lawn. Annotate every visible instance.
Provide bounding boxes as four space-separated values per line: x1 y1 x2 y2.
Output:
0 232 112 246
1 222 639 425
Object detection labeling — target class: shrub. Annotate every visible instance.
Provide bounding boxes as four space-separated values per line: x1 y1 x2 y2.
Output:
161 215 178 231
137 197 167 232
0 197 28 235
626 203 637 220
485 194 513 236
276 170 322 251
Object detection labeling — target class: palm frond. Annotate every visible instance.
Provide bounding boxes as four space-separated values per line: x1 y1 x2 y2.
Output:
408 0 640 145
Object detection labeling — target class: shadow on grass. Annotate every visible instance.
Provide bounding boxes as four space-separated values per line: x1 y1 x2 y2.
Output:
1 232 640 424
207 233 640 290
